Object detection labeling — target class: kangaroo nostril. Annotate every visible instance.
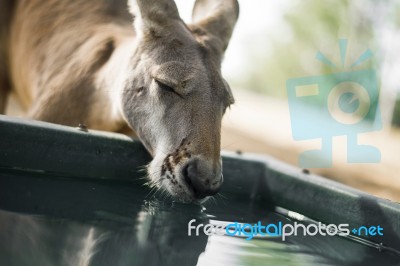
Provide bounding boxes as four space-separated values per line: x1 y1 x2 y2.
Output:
182 163 194 191
181 160 222 199
212 174 223 186
182 162 199 195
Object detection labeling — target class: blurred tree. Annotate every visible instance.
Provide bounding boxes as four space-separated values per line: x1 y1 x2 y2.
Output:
228 0 400 126
231 0 378 102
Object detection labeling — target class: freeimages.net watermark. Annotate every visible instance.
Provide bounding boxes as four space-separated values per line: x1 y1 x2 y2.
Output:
286 39 382 168
188 219 383 241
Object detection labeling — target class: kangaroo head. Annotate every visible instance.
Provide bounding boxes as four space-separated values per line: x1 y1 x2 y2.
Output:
120 0 239 202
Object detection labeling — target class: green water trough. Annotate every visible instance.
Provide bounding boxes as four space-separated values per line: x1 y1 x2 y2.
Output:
0 115 399 266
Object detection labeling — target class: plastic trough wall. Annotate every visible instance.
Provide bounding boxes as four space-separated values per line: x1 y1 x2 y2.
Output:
0 114 399 251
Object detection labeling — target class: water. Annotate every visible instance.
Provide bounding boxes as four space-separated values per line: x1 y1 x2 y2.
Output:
0 169 399 266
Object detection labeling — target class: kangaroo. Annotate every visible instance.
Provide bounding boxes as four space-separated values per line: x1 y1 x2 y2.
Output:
0 0 239 202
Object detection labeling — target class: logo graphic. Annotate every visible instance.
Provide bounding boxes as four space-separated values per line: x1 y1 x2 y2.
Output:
187 219 384 241
287 39 381 168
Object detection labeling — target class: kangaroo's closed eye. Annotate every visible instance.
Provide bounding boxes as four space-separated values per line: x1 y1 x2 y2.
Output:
155 79 174 92
155 79 183 98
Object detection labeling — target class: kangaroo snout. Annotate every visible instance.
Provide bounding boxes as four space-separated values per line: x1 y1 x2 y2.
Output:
181 157 223 199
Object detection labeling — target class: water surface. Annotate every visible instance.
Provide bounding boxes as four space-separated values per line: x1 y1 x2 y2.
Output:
0 169 399 266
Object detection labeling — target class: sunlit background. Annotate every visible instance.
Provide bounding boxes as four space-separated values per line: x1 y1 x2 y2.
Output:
175 0 400 202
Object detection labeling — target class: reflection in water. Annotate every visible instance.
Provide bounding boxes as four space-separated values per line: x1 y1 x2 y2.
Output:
68 227 105 266
0 173 399 266
1 205 397 266
0 213 112 266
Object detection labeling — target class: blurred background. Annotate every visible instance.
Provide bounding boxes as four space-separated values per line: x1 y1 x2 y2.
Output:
177 0 400 202
6 0 400 202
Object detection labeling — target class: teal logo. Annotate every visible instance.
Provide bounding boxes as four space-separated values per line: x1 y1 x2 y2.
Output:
287 39 381 168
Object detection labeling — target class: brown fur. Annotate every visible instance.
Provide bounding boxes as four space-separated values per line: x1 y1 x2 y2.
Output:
7 0 134 130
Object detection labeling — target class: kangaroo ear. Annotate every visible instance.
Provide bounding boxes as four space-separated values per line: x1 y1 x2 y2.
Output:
128 0 180 37
191 0 239 53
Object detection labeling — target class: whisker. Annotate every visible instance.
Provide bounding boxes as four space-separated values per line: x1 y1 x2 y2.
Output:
217 192 228 200
221 140 241 150
144 185 158 199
